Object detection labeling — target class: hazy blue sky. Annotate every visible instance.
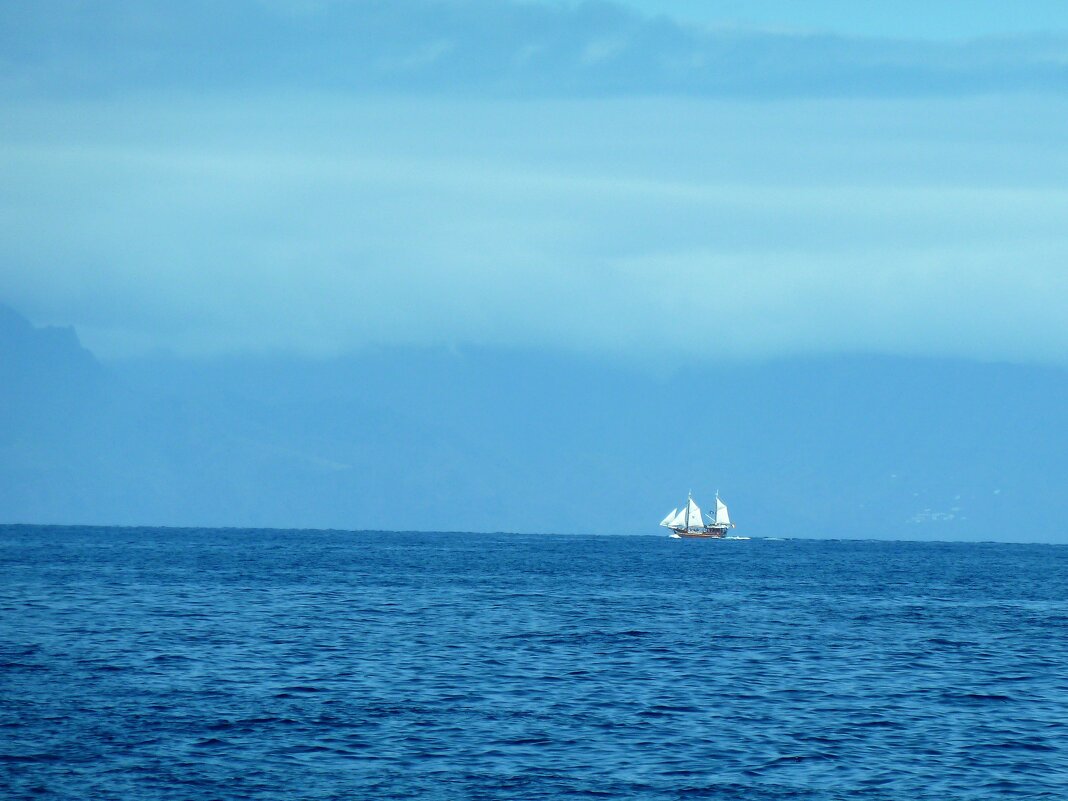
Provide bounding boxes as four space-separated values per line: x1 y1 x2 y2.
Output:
3 3 1068 539
612 0 1068 39
2 0 1068 364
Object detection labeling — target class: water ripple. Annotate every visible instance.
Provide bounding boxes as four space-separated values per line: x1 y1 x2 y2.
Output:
2 526 1067 800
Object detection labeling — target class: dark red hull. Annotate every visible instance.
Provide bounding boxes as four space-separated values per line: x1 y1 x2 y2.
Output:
672 526 729 539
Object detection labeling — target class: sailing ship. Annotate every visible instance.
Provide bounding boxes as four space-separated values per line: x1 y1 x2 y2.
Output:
659 492 734 538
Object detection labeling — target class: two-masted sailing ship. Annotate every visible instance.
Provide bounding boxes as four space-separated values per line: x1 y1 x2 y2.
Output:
660 492 734 538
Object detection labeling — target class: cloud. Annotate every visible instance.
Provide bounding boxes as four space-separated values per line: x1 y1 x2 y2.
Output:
2 0 1068 99
2 3 1067 365
2 95 1067 364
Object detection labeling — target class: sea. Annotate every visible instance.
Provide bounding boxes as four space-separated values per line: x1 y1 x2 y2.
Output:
2 526 1067 800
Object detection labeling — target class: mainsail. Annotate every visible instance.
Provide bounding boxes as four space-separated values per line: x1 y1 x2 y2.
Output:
715 497 731 526
659 508 679 527
684 498 704 530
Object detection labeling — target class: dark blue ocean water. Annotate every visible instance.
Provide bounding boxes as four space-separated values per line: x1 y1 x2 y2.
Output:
2 527 1067 800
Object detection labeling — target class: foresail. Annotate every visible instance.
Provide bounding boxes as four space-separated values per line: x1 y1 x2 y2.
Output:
668 508 688 528
715 497 731 526
660 508 679 527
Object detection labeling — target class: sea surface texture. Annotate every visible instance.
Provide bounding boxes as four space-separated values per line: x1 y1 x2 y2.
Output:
2 527 1067 800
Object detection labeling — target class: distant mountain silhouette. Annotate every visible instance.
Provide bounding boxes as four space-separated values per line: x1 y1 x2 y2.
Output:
0 304 99 383
1 304 1065 541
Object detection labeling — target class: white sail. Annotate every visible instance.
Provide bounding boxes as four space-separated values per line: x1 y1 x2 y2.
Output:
684 498 705 530
668 507 688 528
659 508 679 527
715 497 731 526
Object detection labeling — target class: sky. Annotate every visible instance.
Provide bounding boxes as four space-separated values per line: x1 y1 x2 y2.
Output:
613 0 1068 39
2 0 1068 365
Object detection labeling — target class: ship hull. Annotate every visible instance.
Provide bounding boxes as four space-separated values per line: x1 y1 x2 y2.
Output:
672 527 729 539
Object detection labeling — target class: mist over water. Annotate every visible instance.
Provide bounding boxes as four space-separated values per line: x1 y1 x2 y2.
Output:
3 526 1067 800
4 301 1067 540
